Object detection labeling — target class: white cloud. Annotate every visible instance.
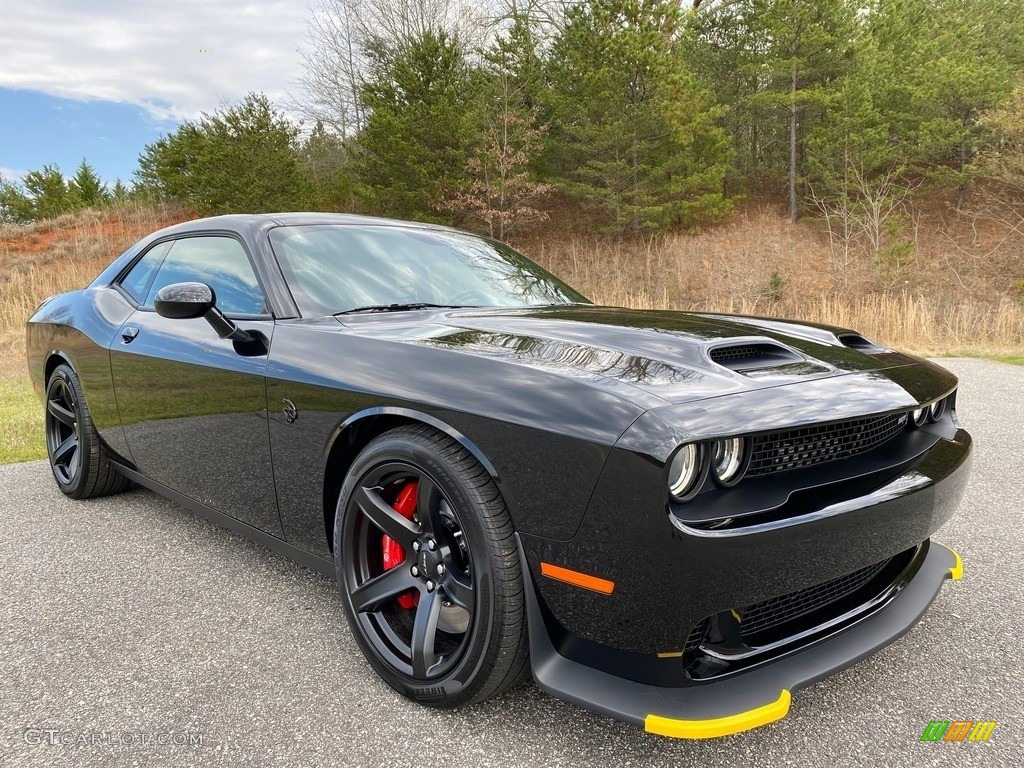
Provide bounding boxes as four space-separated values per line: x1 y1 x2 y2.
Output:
0 167 28 182
0 0 312 120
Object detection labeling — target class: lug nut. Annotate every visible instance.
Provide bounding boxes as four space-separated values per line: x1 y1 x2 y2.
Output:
411 566 419 577
412 541 421 552
427 539 437 551
436 563 445 576
426 580 436 592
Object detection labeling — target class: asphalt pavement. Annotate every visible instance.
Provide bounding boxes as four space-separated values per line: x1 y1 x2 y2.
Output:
1 358 1021 767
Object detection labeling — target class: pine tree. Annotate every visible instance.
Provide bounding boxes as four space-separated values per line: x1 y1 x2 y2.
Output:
436 15 553 237
299 121 355 210
685 0 856 217
0 175 33 223
857 0 1024 208
544 0 733 234
110 179 131 203
68 159 108 208
353 30 481 221
975 77 1024 232
135 93 306 215
682 1 767 196
22 165 75 220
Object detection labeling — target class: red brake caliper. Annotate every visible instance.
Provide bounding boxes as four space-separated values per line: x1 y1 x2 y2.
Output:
382 481 419 609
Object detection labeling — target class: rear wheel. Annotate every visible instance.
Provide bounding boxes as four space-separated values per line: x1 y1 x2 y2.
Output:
334 424 529 707
45 363 130 499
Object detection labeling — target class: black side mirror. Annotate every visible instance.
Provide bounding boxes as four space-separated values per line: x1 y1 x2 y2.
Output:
154 281 257 347
154 282 214 319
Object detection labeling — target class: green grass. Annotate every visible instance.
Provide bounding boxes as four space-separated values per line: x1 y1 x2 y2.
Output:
0 375 46 463
994 355 1024 366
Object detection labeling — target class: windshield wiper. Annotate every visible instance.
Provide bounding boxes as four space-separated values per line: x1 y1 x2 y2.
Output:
334 302 466 316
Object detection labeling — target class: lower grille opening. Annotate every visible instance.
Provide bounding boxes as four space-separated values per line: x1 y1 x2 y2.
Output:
683 545 921 679
736 558 890 641
683 620 708 654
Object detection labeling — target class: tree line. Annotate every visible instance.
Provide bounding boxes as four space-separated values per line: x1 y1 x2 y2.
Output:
0 160 132 223
3 0 1024 239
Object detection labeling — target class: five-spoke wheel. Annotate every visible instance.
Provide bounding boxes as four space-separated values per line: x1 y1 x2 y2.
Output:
335 425 528 706
45 368 81 487
44 363 130 499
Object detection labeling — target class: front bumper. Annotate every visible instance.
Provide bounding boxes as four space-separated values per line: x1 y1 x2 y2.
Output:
520 539 962 738
521 427 971 654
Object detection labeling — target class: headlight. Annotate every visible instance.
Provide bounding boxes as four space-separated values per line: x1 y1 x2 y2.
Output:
912 407 928 427
668 444 704 501
711 437 748 487
929 398 946 422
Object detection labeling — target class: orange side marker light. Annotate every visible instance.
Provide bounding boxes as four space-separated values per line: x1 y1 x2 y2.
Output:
540 562 615 595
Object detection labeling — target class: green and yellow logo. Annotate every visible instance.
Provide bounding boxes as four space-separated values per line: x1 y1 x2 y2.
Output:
920 720 997 742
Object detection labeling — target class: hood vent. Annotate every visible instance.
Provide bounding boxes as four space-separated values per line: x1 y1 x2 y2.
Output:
837 333 886 353
708 342 803 372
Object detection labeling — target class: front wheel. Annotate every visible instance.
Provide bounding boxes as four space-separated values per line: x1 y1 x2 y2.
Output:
334 425 529 707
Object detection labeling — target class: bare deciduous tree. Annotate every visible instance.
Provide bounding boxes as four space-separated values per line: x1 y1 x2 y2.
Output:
438 74 552 238
811 166 920 291
297 1 365 137
295 0 490 137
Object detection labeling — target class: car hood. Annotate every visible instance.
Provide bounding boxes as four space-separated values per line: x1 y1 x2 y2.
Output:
335 305 926 408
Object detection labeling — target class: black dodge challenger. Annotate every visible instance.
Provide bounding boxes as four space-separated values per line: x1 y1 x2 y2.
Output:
26 213 971 739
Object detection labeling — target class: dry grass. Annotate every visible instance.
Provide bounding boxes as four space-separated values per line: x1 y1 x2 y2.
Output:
520 203 1024 357
1 201 1022 369
0 202 189 373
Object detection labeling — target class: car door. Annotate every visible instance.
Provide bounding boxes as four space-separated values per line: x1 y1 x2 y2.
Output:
108 234 281 535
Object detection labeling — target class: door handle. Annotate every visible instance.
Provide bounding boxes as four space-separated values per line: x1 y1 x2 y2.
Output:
121 327 140 343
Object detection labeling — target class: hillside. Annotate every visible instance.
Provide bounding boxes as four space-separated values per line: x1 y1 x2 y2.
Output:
518 198 1024 357
1 201 1022 380
0 204 188 376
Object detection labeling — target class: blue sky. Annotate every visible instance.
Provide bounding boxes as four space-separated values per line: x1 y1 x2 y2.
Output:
0 90 178 185
0 0 311 186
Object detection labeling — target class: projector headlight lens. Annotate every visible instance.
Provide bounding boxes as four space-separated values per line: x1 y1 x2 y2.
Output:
668 444 704 501
711 437 748 487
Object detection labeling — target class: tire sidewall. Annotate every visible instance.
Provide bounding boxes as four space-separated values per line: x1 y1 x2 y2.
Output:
334 432 501 706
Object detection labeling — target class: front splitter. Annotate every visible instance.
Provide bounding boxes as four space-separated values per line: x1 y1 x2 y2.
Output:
519 537 962 739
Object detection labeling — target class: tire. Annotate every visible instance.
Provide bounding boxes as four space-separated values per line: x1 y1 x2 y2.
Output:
45 363 131 499
334 424 529 707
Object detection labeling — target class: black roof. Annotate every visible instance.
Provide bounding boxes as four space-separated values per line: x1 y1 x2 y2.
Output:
153 212 461 237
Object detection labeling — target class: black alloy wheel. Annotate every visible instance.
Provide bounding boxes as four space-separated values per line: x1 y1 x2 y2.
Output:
46 368 81 487
335 425 529 707
44 363 130 499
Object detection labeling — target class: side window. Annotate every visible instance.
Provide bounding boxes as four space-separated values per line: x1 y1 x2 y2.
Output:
118 241 170 304
144 236 267 316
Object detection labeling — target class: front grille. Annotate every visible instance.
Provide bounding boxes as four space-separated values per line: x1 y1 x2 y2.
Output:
747 412 907 476
737 557 890 638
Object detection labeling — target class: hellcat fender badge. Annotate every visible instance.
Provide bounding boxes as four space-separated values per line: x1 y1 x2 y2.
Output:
282 398 299 424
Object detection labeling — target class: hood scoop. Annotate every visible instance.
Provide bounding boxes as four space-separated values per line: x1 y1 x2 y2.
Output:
837 333 887 354
707 341 807 373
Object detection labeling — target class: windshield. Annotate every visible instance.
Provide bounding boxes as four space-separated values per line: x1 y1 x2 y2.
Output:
268 224 590 316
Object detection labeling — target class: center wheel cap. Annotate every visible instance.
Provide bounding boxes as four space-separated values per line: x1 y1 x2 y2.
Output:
415 541 444 582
